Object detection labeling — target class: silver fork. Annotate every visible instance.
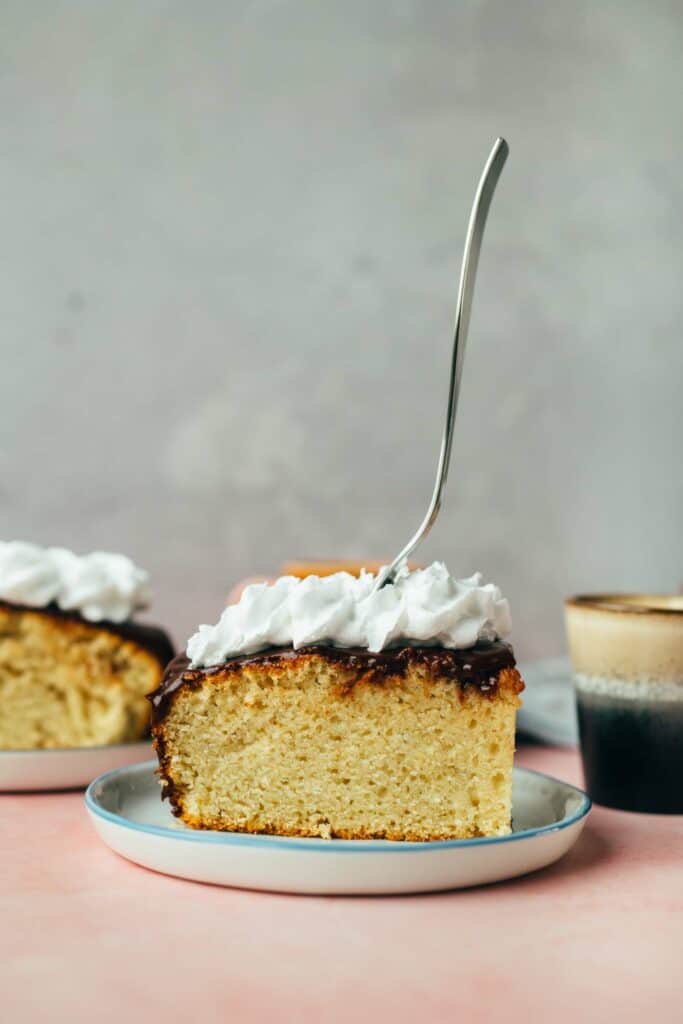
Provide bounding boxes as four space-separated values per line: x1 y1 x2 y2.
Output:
375 137 509 590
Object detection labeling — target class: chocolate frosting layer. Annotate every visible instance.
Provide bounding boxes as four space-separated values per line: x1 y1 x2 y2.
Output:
149 640 516 719
0 599 174 669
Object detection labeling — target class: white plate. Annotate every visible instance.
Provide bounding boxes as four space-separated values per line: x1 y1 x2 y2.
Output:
85 762 591 894
0 741 153 792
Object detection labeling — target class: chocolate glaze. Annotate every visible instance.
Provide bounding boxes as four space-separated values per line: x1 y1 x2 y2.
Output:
149 640 517 720
0 599 174 669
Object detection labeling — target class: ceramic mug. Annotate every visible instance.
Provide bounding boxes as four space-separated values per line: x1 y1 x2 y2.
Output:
565 594 683 813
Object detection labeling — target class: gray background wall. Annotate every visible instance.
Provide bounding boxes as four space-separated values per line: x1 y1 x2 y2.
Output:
1 1 682 657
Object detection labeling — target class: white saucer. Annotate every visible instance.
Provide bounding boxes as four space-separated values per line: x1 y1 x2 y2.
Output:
0 741 153 792
85 762 591 894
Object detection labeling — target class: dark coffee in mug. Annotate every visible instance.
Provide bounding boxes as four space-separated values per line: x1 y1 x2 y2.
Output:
565 594 683 813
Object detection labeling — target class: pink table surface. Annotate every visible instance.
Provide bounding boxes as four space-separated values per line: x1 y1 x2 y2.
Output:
2 745 682 1024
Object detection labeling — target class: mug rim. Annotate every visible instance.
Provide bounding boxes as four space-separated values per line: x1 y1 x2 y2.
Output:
565 593 683 616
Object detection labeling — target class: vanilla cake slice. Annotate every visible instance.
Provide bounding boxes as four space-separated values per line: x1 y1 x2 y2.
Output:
0 542 173 749
151 563 524 841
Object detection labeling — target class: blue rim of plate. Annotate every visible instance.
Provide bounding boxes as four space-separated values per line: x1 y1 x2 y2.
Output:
85 761 591 854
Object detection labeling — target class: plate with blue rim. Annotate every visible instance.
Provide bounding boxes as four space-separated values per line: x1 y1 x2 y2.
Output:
85 761 590 894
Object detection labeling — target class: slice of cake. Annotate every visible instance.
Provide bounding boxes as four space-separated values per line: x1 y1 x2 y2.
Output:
0 542 174 749
152 563 523 840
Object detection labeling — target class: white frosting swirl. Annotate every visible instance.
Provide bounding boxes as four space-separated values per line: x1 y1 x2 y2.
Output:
0 541 152 623
187 561 511 668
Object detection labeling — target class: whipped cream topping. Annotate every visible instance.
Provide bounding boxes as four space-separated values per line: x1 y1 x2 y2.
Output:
187 561 512 669
0 541 152 623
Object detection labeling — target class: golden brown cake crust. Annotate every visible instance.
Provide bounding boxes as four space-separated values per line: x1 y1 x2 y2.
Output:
151 641 519 719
